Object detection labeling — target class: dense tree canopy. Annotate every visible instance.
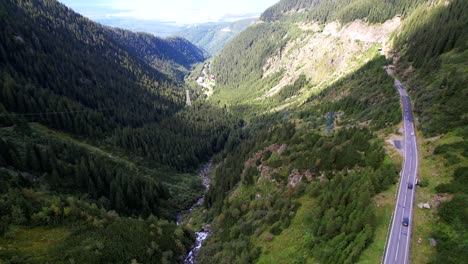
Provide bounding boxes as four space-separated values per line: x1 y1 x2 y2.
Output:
261 0 425 24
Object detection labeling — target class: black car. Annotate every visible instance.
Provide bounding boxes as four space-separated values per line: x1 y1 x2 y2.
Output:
408 183 414 189
402 217 409 226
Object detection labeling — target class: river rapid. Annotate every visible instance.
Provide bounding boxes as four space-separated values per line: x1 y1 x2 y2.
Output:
180 160 212 264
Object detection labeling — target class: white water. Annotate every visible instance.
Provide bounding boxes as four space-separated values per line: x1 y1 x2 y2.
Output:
184 229 209 264
182 160 212 264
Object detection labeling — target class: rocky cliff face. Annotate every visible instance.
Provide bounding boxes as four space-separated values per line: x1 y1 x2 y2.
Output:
260 17 401 104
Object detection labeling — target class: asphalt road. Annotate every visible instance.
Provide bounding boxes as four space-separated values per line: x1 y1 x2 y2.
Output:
383 74 418 264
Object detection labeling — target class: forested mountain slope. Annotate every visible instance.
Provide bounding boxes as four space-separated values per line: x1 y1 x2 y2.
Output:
211 12 402 114
0 0 204 131
0 0 224 170
194 0 467 263
0 0 233 262
108 29 209 78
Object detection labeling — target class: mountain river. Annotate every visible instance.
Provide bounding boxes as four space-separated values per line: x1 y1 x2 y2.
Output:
178 160 212 264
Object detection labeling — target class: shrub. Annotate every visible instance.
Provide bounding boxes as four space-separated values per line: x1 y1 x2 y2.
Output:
443 153 461 166
418 178 429 188
269 222 283 235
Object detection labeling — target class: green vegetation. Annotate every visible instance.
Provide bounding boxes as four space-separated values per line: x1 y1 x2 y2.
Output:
357 185 397 264
53 217 193 264
255 196 315 264
309 56 401 130
430 134 468 264
410 131 467 264
211 10 395 117
112 102 234 172
0 123 204 217
276 74 308 101
0 215 193 263
0 227 70 263
0 0 235 172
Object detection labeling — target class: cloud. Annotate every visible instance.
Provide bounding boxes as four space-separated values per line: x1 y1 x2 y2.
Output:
61 0 279 24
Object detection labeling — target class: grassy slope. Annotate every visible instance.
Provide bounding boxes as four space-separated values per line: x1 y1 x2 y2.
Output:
256 196 316 264
253 132 403 264
0 226 70 263
357 184 396 264
411 132 467 263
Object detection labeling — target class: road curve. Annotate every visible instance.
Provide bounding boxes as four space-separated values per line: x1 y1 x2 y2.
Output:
383 70 418 264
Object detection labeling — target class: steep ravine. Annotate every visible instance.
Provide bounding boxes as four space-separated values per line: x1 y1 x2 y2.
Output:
180 161 213 264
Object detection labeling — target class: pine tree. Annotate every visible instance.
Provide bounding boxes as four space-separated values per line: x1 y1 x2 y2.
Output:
25 144 41 172
47 168 60 190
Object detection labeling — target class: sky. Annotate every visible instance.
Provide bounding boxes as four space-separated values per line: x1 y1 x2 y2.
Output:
59 0 280 25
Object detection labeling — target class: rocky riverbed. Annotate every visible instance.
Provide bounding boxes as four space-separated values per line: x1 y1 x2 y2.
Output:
182 160 212 264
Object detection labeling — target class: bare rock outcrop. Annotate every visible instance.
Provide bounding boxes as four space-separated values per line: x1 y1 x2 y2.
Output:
288 169 315 188
241 144 288 183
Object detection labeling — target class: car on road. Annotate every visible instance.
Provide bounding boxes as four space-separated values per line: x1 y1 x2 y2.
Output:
411 132 414 136
402 217 409 226
408 183 413 189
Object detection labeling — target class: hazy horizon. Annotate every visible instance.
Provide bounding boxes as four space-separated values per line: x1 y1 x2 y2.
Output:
59 0 279 25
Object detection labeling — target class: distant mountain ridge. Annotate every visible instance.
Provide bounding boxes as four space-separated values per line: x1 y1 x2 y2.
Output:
95 18 182 37
174 18 256 55
93 17 256 55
